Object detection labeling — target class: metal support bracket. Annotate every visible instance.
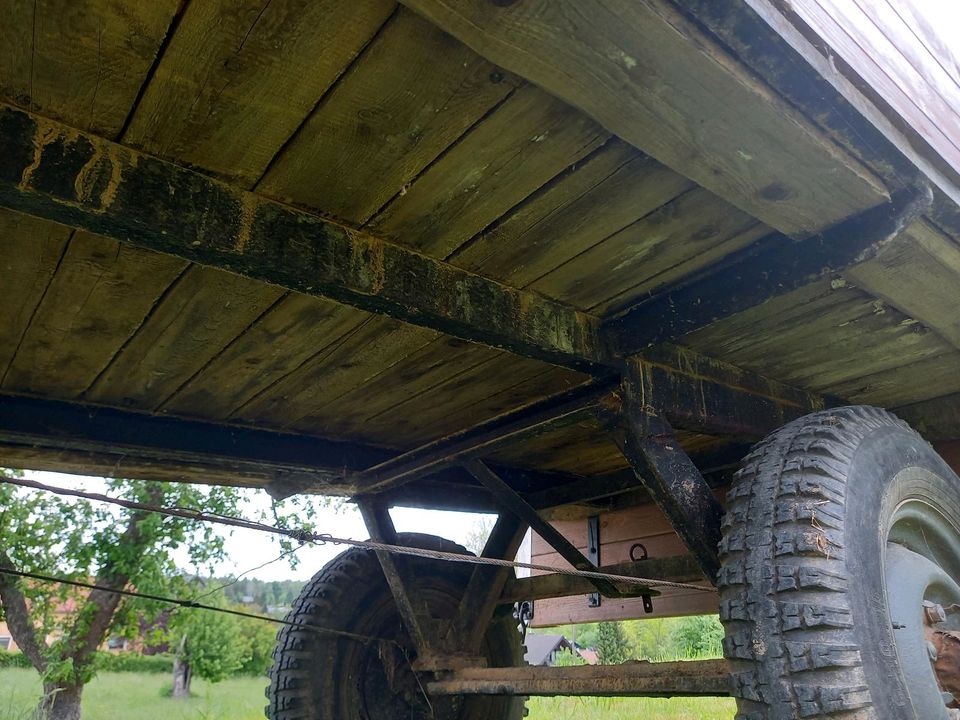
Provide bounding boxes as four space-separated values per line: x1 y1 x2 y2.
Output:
586 515 601 608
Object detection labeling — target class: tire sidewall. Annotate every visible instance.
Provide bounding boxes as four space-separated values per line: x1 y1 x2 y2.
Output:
844 425 960 717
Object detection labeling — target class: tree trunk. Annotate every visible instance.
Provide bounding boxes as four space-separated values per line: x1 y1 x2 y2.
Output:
172 634 192 698
36 682 83 720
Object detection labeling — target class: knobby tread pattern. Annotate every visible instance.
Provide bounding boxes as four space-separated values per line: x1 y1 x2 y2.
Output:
719 406 913 719
265 533 524 720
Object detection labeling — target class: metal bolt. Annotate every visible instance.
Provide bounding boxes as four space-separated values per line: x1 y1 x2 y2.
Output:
928 640 939 662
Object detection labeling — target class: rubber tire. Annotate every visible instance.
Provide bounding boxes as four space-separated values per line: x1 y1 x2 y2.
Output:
266 533 525 720
719 405 960 719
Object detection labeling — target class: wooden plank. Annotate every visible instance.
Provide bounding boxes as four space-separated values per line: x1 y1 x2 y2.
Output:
488 421 628 477
125 0 394 187
0 209 71 380
258 7 519 223
827 351 960 409
449 141 694 286
399 0 888 237
0 104 608 373
290 335 504 439
85 267 284 409
529 584 717 626
606 186 932 355
3 232 187 397
162 296 368 420
845 220 960 349
367 84 608 257
359 358 583 446
0 0 179 137
783 0 960 179
531 189 766 311
234 317 438 429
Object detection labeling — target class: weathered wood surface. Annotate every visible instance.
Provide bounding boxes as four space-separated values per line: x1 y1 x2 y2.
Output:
125 0 395 187
0 0 179 137
775 0 960 183
0 103 607 373
428 659 730 697
399 0 889 238
259 7 520 224
606 185 931 354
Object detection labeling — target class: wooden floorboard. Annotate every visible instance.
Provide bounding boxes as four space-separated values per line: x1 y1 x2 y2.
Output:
85 266 284 409
0 209 72 383
3 233 187 398
367 84 609 258
258 7 518 225
124 0 395 187
0 0 179 137
450 140 694 287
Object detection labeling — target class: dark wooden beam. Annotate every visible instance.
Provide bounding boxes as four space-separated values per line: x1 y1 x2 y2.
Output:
617 367 725 582
0 104 607 374
606 185 932 355
633 346 836 440
0 393 389 489
427 659 731 697
896 393 960 443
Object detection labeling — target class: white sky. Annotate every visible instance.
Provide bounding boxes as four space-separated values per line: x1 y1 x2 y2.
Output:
25 470 497 583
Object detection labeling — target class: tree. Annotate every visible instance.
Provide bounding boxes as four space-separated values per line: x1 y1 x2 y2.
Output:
668 615 724 659
595 621 630 665
0 470 251 720
169 592 249 697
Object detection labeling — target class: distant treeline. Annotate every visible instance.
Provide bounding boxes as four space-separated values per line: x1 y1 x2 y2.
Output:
219 578 306 610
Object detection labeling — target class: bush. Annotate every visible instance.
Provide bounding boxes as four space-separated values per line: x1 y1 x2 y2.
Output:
0 648 33 669
95 652 173 674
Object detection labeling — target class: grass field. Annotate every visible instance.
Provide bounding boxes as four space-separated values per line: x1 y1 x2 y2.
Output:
0 669 735 719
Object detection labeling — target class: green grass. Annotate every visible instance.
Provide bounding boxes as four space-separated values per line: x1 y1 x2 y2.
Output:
0 668 735 719
0 669 268 720
527 696 736 719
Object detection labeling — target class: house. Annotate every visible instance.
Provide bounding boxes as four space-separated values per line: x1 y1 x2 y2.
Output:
523 634 576 666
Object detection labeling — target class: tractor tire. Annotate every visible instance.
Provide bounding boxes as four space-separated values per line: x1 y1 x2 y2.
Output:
720 406 960 719
266 532 525 720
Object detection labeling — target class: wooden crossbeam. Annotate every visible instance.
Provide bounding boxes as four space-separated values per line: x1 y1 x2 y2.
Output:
0 104 607 374
606 185 932 355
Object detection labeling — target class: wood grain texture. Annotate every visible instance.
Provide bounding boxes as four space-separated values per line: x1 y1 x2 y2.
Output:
3 232 187 398
400 0 888 237
845 220 960 349
530 188 768 312
786 0 960 179
0 209 71 380
367 84 608 257
827 351 960 409
259 7 518 224
0 0 179 136
234 316 438 430
125 0 395 186
682 279 954 397
162 295 369 420
450 140 695 287
85 266 284 409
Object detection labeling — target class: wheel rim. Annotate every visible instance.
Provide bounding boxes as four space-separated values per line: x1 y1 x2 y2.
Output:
886 499 960 719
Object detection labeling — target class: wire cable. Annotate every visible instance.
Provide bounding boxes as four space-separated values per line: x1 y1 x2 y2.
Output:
0 475 712 593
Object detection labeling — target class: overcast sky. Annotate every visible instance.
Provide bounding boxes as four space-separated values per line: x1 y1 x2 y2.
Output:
25 470 497 583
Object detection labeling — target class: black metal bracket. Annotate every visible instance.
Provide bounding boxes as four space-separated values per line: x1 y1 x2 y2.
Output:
586 515 601 608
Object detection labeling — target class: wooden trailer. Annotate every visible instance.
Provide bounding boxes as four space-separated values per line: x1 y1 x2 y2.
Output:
2 1 960 718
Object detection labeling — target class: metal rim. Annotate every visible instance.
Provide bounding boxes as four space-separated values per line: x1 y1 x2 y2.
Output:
886 497 960 719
